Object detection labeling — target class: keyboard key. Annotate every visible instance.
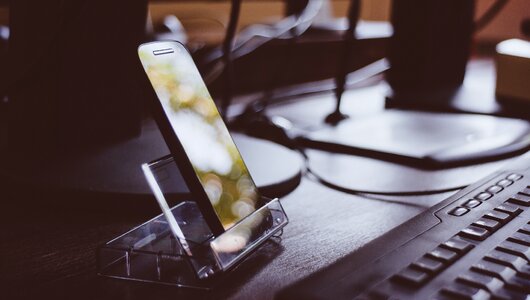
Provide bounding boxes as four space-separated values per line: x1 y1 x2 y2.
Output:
440 282 490 300
508 193 530 206
519 223 530 235
411 256 444 274
497 179 514 187
484 250 527 271
506 173 523 181
457 271 504 292
475 192 493 201
517 265 530 279
473 218 501 232
441 237 474 254
471 260 517 282
483 210 512 224
392 267 430 286
497 240 530 261
487 185 504 194
495 203 523 216
463 199 482 209
459 226 491 241
507 276 530 293
448 206 470 217
427 247 458 263
492 287 529 300
509 232 530 246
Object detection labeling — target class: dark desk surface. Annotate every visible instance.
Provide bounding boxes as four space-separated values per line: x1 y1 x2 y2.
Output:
1 178 450 300
0 58 524 299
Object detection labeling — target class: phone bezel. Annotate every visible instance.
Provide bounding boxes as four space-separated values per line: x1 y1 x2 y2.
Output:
138 40 227 236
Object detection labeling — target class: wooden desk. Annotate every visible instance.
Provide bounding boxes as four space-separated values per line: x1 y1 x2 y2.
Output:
0 58 524 300
1 175 448 300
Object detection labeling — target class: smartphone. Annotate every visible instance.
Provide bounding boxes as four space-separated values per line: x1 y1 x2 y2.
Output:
138 41 264 236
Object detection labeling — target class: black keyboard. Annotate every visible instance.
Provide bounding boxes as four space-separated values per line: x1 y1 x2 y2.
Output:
277 154 530 299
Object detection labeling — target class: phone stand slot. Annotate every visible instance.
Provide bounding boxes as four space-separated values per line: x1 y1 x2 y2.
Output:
96 156 288 289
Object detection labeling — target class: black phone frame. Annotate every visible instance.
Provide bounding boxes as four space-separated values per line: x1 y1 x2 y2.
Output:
138 40 267 236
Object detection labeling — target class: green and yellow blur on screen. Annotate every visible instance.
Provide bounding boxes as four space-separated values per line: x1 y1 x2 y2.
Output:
139 42 260 229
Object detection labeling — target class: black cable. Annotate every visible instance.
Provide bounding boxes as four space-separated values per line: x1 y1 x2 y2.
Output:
347 192 435 208
293 145 466 197
259 4 305 112
325 0 361 125
306 167 466 197
521 18 530 37
200 0 323 86
220 0 241 120
474 0 510 32
230 70 469 196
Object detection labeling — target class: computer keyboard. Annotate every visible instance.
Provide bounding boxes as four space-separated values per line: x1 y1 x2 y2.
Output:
276 153 530 299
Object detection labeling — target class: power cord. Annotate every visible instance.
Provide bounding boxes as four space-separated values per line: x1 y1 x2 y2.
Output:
474 0 510 32
306 166 466 197
295 147 466 197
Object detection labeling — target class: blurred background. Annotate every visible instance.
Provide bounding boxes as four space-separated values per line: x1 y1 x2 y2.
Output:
1 0 527 103
143 0 526 43
0 0 528 197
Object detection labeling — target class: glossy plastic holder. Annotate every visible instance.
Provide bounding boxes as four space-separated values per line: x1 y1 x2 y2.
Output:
97 156 288 289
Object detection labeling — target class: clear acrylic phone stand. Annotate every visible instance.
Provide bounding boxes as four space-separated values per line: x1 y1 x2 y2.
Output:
97 155 289 289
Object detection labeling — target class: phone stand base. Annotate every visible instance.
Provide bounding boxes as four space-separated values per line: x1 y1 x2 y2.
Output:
97 156 288 289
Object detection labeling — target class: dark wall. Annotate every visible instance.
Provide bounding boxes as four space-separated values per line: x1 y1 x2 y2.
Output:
7 0 148 156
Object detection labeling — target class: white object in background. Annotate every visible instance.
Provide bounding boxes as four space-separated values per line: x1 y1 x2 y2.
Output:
495 38 530 103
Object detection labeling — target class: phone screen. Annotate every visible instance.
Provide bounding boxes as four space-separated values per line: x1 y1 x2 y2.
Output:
139 42 262 230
